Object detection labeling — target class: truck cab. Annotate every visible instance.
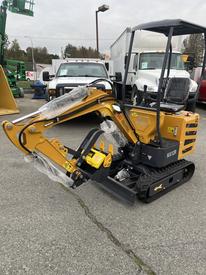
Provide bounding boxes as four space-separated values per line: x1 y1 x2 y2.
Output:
130 51 197 104
43 59 110 101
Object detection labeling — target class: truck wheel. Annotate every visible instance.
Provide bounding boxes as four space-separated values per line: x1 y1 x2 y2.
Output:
19 88 24 98
45 90 52 102
131 86 142 105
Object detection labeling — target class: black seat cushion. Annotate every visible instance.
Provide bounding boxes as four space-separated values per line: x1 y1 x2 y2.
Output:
159 102 185 112
149 102 185 112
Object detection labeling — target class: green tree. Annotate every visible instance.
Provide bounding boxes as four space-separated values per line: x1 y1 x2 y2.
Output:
5 39 26 60
5 38 59 64
26 46 59 64
64 43 99 58
184 34 204 67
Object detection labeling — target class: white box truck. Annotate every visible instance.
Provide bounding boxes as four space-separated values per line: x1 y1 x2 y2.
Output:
110 28 197 108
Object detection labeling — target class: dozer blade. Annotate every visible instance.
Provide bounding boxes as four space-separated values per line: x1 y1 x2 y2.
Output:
0 65 19 116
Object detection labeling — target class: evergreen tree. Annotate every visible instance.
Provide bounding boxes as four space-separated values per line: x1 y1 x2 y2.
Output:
184 34 204 66
64 43 99 58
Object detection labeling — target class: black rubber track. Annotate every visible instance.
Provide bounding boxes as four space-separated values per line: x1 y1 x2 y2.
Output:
136 159 195 203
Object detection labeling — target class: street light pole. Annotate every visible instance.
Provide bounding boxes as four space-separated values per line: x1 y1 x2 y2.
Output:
95 10 99 55
30 38 35 73
95 4 109 57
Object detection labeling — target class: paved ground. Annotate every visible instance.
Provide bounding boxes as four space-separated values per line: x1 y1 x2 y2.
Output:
0 95 206 275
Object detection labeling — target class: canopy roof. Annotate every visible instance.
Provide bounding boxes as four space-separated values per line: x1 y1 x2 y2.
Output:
133 19 206 36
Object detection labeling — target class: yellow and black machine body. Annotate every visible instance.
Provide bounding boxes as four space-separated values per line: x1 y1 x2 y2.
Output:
2 19 206 204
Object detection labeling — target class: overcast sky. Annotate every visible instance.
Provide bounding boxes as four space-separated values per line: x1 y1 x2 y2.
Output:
6 0 206 55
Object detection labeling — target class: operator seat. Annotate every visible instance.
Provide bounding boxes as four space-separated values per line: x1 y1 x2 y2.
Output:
159 77 191 112
164 77 190 103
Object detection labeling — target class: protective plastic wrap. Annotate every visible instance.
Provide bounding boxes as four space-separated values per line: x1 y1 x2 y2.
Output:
24 153 73 188
38 86 88 119
100 120 127 148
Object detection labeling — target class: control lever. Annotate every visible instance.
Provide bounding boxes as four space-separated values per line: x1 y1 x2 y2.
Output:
140 85 149 106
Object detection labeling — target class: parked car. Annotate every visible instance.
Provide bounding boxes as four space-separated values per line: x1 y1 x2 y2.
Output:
198 74 206 103
193 67 206 103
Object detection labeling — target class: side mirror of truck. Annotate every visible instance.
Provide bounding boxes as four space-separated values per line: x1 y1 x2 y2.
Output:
105 62 109 71
110 72 122 82
115 72 122 82
43 71 50 81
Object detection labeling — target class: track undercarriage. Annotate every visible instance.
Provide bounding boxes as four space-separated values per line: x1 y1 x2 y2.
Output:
72 141 195 204
91 159 195 204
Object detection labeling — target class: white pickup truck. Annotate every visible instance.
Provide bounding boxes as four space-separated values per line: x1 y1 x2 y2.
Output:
110 28 197 109
43 59 111 101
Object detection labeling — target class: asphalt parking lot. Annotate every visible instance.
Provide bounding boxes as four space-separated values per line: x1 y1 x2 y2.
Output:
0 95 206 275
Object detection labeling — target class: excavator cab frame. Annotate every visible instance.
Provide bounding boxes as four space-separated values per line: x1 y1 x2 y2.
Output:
123 19 206 147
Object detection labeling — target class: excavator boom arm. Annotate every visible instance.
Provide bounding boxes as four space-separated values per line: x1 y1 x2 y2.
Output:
2 87 137 188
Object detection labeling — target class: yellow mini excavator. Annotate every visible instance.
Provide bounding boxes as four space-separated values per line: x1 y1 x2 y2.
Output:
2 20 206 203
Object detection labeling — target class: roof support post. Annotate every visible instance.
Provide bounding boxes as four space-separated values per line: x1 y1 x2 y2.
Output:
156 27 174 147
122 30 135 102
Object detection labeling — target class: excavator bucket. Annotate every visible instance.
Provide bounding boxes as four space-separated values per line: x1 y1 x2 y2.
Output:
0 65 19 116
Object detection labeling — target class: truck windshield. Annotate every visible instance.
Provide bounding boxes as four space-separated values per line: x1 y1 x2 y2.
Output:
57 63 108 78
139 53 185 70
